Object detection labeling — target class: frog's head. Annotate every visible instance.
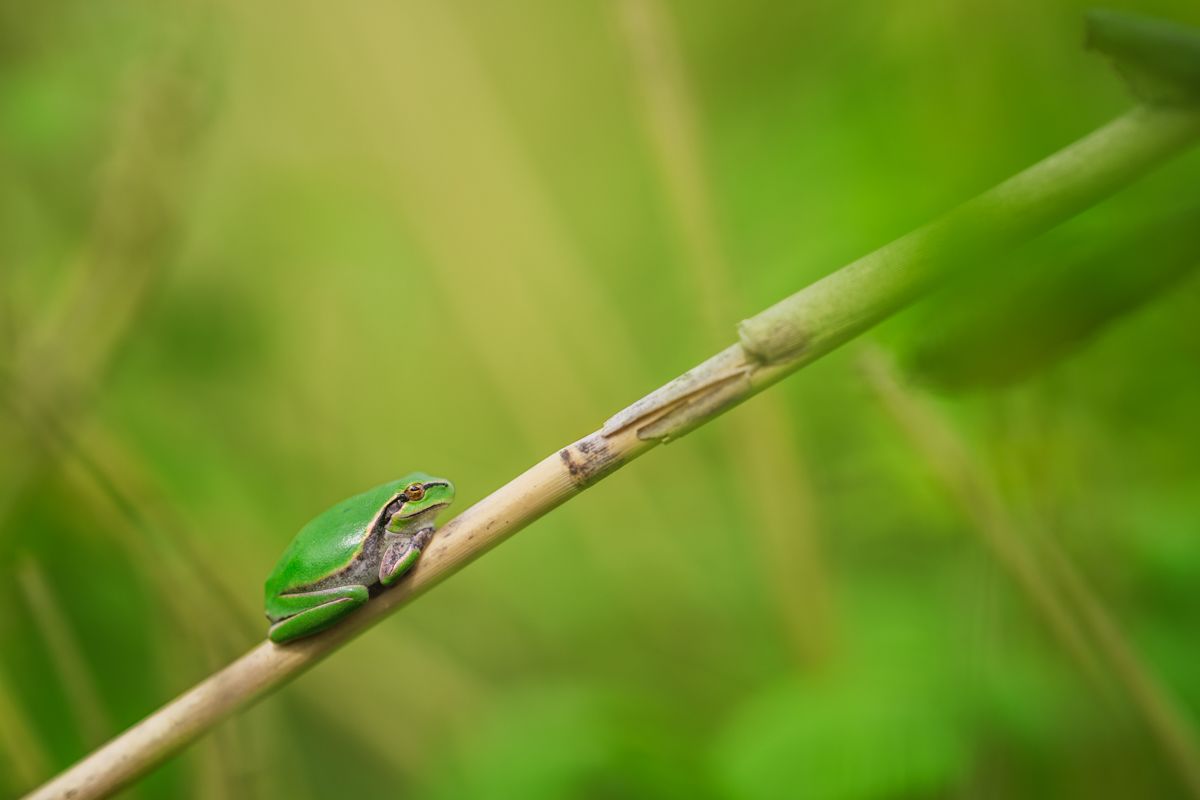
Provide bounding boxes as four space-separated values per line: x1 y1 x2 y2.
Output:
387 474 455 531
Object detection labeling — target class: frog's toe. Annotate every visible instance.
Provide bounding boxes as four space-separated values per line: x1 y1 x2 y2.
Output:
380 533 432 587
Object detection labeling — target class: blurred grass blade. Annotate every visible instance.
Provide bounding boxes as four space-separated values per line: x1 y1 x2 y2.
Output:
862 348 1200 798
617 0 835 665
0 668 52 795
16 558 113 747
1088 9 1200 104
902 203 1200 390
860 350 1112 694
1038 535 1200 796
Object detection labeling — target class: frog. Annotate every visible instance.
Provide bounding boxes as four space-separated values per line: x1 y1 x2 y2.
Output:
264 473 455 643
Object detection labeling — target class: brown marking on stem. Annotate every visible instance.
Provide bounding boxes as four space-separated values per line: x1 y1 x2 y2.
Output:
559 435 622 488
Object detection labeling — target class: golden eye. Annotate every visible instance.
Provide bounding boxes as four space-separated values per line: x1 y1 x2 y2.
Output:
404 483 425 501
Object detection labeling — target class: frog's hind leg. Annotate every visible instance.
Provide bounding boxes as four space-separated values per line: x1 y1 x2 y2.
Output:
267 584 369 644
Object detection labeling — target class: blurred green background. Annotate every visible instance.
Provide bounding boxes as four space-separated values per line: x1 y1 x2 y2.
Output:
3 0 1200 797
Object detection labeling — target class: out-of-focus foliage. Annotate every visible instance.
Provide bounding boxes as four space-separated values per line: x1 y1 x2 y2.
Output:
2 1 1199 798
901 196 1200 390
1086 9 1200 104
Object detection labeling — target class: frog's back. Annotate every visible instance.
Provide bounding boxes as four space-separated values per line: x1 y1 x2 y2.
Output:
265 479 406 597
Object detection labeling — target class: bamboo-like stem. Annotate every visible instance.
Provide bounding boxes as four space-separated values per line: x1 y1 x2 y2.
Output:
739 105 1200 365
25 103 1200 800
24 437 646 800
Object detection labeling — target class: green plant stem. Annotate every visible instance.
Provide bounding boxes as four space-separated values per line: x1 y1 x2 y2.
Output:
739 104 1200 365
25 103 1200 800
606 105 1200 445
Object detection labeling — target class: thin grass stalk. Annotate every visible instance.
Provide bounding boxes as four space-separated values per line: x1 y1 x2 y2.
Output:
861 348 1200 799
617 0 835 664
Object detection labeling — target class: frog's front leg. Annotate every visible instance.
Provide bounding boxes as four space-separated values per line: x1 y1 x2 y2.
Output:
380 528 434 587
266 584 369 644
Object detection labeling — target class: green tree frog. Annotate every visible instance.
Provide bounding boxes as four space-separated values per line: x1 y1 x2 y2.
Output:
264 473 454 643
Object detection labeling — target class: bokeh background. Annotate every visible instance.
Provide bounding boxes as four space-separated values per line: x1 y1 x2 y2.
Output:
3 1 1200 797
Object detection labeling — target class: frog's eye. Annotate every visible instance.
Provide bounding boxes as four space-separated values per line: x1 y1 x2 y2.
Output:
404 483 426 501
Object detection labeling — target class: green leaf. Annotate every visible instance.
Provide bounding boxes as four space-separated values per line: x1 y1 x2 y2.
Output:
1087 9 1200 104
900 200 1200 391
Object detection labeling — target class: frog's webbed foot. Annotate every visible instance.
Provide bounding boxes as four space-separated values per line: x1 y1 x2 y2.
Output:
380 527 434 587
266 584 369 644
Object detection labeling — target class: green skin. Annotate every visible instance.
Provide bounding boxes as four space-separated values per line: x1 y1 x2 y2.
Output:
264 473 455 643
